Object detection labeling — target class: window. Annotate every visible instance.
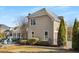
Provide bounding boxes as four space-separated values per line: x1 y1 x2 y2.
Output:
45 32 48 38
32 32 34 37
31 19 36 25
18 33 20 38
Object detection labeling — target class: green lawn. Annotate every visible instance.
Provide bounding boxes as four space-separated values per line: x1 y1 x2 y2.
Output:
0 45 56 53
0 44 74 53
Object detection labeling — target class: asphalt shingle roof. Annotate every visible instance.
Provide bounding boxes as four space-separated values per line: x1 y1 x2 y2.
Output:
28 8 61 22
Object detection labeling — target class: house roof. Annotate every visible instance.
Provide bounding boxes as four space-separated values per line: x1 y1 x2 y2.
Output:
0 24 9 29
28 8 61 22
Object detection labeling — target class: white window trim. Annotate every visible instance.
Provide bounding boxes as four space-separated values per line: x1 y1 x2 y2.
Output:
54 30 58 32
44 31 49 41
31 19 36 26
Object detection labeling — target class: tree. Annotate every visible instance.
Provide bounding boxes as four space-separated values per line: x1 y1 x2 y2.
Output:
72 18 79 50
17 16 28 40
0 33 6 39
20 20 28 39
57 17 67 47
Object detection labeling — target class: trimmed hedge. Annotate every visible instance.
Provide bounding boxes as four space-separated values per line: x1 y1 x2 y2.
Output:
18 38 50 46
19 40 27 45
27 38 39 45
19 37 39 45
12 38 20 43
36 41 49 46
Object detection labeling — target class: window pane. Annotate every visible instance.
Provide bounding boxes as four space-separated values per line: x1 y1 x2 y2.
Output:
32 32 34 34
45 32 48 38
45 32 48 35
33 19 36 25
31 19 36 25
32 32 34 37
31 19 32 25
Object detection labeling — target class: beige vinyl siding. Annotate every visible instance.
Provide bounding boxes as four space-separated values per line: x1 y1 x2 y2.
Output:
28 15 53 41
53 21 60 45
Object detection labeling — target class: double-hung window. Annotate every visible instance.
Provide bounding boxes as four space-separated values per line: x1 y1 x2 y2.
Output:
32 32 34 37
31 19 36 25
45 31 48 38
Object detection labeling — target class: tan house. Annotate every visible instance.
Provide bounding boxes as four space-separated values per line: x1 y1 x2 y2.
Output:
67 27 72 41
0 24 10 33
11 26 21 39
27 8 62 45
12 25 28 39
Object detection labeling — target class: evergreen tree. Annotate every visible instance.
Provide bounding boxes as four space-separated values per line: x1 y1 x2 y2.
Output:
57 17 67 47
72 18 79 50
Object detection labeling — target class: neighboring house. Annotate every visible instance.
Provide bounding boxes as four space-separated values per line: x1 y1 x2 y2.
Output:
12 26 21 39
67 27 72 41
0 24 10 33
27 8 62 45
12 25 28 39
0 24 10 42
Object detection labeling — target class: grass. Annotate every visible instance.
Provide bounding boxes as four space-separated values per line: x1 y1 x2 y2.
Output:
0 42 74 53
0 45 55 53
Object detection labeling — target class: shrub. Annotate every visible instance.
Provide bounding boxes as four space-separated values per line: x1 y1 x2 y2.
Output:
57 17 67 47
12 38 20 43
27 38 39 45
72 19 79 50
0 43 3 47
19 40 27 45
0 34 6 39
36 41 49 46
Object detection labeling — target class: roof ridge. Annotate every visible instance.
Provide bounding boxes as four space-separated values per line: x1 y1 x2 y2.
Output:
32 8 46 14
29 8 60 22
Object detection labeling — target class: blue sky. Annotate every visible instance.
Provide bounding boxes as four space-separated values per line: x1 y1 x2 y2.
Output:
0 6 79 27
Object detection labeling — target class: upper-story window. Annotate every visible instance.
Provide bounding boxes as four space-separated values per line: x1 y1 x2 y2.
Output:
31 19 36 25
